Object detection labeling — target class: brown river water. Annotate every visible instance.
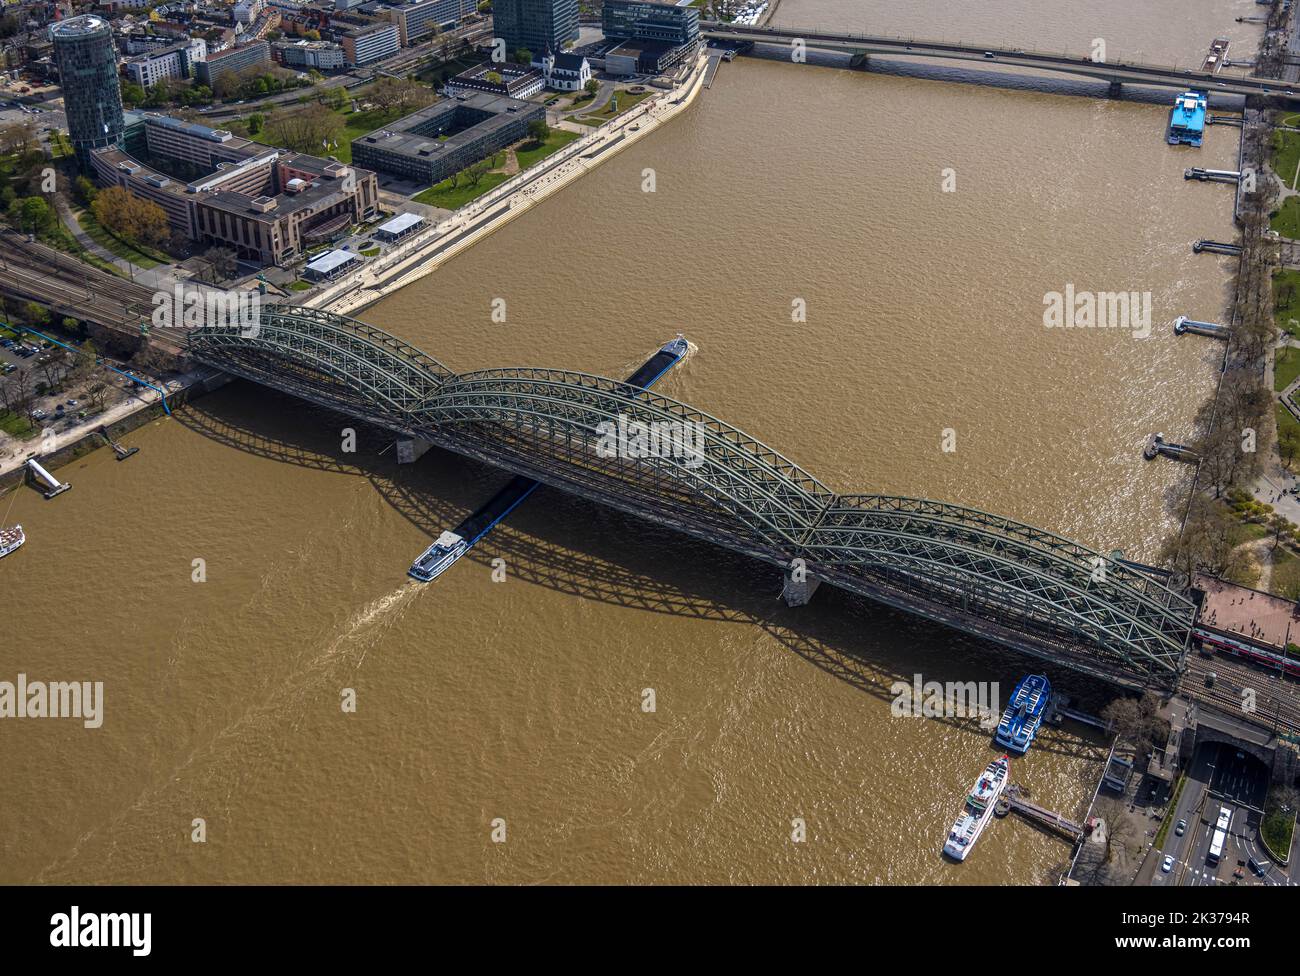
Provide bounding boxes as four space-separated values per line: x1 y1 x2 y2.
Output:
0 0 1252 883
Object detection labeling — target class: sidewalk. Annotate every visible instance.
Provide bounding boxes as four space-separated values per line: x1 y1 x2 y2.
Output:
0 369 203 479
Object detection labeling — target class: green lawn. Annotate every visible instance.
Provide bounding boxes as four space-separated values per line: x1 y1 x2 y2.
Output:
574 89 652 127
412 129 579 209
1274 269 1300 338
250 103 416 164
514 128 580 168
48 130 73 160
1275 129 1300 190
1272 196 1300 240
413 171 510 209
75 209 164 269
1277 345 1300 392
0 409 40 440
288 280 312 291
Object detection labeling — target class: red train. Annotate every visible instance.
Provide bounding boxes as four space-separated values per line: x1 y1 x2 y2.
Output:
1193 628 1300 679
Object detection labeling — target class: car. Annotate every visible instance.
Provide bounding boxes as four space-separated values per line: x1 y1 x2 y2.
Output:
1175 819 1186 836
1235 751 1245 760
31 408 46 420
983 51 996 59
1161 854 1174 873
65 399 77 406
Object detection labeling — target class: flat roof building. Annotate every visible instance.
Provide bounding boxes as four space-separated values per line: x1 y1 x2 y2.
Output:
350 91 544 186
195 39 271 86
305 248 362 280
382 0 477 47
340 20 399 66
602 0 699 46
445 61 545 99
375 211 424 241
90 112 379 266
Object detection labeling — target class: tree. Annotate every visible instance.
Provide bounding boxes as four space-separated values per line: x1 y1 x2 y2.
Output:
485 71 503 85
265 103 343 154
1100 692 1168 756
526 118 550 145
247 113 265 135
7 195 53 236
514 48 532 66
91 186 169 249
584 78 599 96
21 301 48 328
1159 493 1254 583
120 82 146 108
0 120 35 156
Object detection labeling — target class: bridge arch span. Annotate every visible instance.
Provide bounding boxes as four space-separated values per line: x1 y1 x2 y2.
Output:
186 307 1197 687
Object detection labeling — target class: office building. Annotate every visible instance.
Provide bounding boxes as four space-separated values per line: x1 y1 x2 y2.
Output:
351 92 544 185
195 39 271 86
50 15 124 172
491 0 577 58
339 21 399 66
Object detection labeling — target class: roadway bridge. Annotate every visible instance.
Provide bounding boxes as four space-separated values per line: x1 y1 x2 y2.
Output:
184 306 1198 691
703 22 1300 101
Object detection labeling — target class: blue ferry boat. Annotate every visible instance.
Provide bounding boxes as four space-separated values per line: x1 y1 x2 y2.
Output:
1167 90 1207 147
994 674 1051 754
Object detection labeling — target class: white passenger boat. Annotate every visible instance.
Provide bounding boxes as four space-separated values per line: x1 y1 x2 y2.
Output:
942 755 1010 861
0 524 25 559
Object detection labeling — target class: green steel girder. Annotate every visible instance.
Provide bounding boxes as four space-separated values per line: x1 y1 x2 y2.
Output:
185 306 1197 686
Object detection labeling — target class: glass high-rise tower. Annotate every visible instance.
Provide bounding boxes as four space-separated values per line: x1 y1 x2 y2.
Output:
492 0 579 60
51 15 124 173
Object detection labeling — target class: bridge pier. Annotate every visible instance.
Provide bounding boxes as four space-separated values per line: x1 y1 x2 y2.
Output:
396 436 432 464
848 53 869 70
781 568 822 607
1107 80 1122 99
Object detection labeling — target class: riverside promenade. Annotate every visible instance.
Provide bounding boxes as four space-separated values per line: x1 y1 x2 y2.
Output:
304 50 711 315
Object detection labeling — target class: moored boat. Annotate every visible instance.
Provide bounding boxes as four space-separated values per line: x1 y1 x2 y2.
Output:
0 524 25 559
994 674 1052 754
942 755 1010 861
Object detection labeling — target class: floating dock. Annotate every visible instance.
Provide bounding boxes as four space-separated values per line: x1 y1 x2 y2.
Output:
1193 239 1242 255
1208 115 1245 126
25 457 70 498
996 785 1085 843
1173 315 1231 339
1184 167 1241 183
1143 433 1199 462
98 426 139 461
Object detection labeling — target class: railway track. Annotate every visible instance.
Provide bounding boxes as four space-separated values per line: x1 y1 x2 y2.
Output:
1182 651 1300 736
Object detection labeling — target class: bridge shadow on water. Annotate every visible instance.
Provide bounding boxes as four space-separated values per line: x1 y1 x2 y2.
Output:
174 384 1112 760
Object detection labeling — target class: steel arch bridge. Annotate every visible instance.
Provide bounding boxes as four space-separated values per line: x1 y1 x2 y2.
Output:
187 307 1196 689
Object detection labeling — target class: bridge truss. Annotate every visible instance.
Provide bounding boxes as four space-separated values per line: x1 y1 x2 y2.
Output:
187 308 1196 689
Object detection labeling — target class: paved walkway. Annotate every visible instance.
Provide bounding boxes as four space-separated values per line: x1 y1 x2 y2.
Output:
53 197 184 293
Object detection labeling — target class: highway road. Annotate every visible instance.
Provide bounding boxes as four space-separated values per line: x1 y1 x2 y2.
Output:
1151 741 1292 887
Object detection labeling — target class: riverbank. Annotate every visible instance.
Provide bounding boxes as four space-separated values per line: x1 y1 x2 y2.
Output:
0 368 229 491
305 50 711 316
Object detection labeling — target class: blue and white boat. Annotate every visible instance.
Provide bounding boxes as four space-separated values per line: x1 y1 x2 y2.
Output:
1167 90 1207 146
994 674 1051 754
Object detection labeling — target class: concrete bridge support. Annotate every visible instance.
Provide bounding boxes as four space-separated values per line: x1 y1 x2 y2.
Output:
781 566 822 607
848 53 869 70
1108 80 1123 99
396 436 432 464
